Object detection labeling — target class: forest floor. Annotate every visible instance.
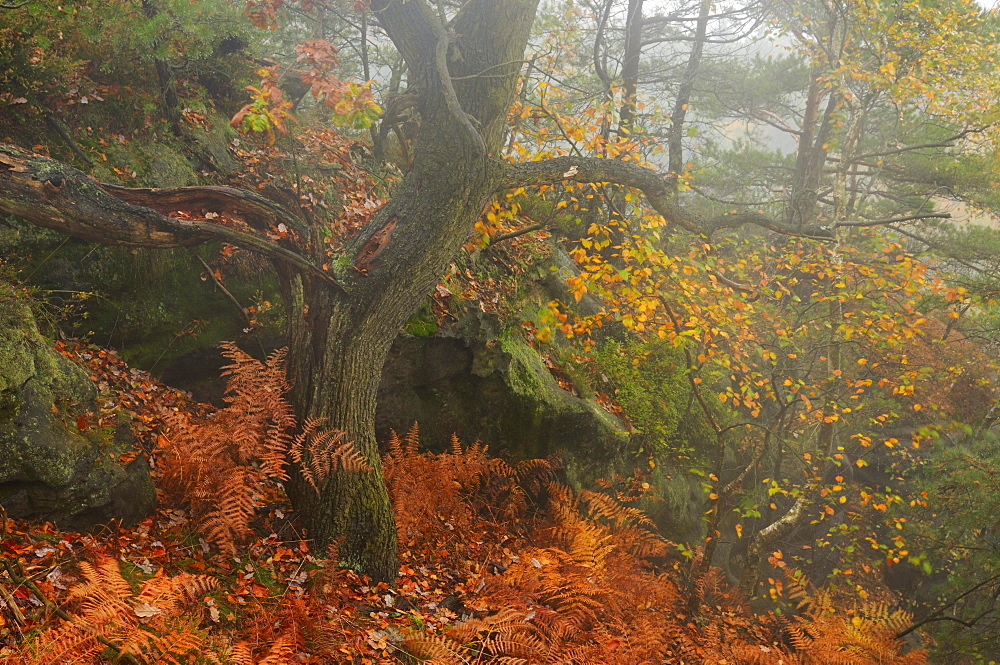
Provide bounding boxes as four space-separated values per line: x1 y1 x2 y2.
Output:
0 340 926 664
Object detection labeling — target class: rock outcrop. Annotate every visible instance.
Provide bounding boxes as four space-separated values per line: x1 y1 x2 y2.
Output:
377 311 632 487
0 284 155 529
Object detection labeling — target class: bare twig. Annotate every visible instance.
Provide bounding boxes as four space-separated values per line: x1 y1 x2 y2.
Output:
488 222 545 246
0 579 25 628
196 256 251 325
897 573 1000 638
44 115 94 168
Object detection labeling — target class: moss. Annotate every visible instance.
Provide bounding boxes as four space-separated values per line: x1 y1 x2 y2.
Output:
497 331 549 398
403 303 439 337
88 130 201 187
0 391 18 423
483 327 631 485
0 284 155 526
197 114 241 174
0 402 83 486
0 286 38 392
11 241 276 373
4 98 288 382
591 339 697 457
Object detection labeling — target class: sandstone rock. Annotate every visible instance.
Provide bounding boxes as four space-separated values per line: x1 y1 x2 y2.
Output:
0 284 155 529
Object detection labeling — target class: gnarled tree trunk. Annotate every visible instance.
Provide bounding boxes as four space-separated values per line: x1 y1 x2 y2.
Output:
274 0 540 579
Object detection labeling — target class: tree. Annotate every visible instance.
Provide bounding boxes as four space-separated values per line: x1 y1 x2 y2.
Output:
1 0 997 583
499 0 1000 600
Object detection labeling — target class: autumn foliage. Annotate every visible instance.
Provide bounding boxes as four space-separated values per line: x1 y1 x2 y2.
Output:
156 342 368 556
0 339 931 663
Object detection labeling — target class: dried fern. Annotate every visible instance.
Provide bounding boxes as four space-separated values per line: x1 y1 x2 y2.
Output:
291 418 371 492
24 557 216 665
155 342 365 554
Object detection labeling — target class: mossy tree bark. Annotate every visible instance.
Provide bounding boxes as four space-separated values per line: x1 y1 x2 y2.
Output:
273 0 541 580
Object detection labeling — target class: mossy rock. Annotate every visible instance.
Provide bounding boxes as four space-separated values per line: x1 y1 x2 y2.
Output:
376 310 632 487
0 283 155 529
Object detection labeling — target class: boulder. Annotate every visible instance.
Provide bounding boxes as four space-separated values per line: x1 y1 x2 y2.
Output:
0 284 155 529
377 311 632 487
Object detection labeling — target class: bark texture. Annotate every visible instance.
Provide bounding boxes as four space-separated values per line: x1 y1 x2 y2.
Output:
279 0 542 580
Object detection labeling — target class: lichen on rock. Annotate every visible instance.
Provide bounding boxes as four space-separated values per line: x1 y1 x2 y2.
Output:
0 283 155 529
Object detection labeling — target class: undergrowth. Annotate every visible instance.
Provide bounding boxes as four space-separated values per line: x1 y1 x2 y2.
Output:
0 341 928 664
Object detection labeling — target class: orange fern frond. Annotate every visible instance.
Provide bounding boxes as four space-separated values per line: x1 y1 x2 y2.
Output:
257 634 299 664
225 642 256 665
292 423 371 492
154 342 371 554
25 557 214 665
400 632 469 664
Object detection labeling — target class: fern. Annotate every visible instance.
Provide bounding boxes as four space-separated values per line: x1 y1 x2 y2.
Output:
290 418 372 492
155 342 365 554
383 426 556 562
401 470 692 664
391 449 923 665
24 557 215 665
7 368 929 665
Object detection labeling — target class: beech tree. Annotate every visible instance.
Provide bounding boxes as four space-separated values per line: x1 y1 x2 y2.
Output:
0 0 995 581
531 0 1000 597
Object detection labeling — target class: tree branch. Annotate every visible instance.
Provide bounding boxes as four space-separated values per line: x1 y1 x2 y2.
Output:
502 156 831 238
196 255 251 325
100 182 312 238
591 0 613 89
488 222 545 246
853 127 990 162
897 573 1000 639
368 0 432 73
416 0 486 156
44 114 94 167
737 489 813 598
835 212 951 227
0 144 345 292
